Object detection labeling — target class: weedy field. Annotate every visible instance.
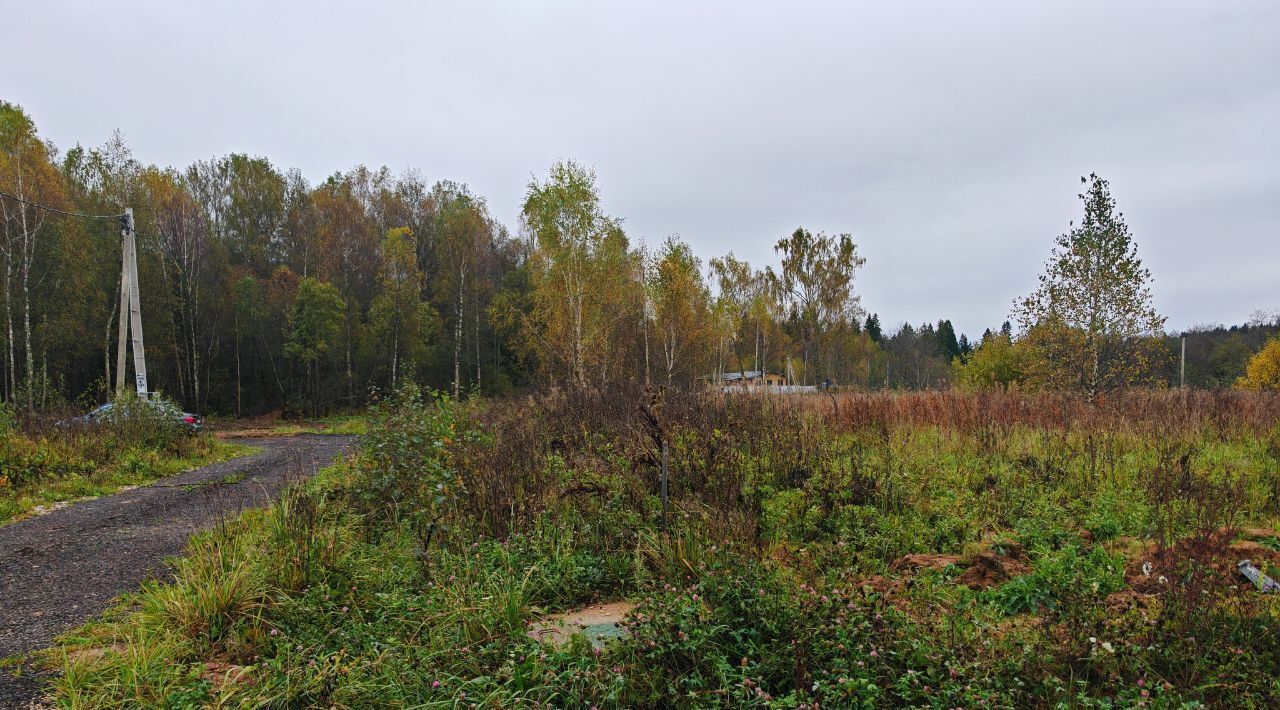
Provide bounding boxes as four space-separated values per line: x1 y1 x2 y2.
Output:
51 388 1280 708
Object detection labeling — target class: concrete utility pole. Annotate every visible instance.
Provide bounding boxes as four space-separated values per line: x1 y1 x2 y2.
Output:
114 208 148 398
1180 335 1186 389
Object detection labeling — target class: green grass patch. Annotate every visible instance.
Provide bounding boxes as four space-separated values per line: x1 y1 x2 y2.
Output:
261 415 368 437
0 439 254 525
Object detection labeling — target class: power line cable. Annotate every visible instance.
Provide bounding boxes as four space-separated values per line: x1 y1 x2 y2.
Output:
0 188 125 220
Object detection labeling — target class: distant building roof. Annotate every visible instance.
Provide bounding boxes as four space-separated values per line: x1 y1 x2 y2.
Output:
718 370 785 381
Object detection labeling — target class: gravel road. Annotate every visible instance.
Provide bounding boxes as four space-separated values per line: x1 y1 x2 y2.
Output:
0 434 354 708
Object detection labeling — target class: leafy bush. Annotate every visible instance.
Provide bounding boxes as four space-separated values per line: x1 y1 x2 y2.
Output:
992 544 1125 615
0 394 211 503
621 551 1034 706
0 432 91 488
354 385 477 540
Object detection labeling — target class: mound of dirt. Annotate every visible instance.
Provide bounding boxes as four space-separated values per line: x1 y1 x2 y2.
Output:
1229 539 1280 560
882 541 1032 592
890 553 962 572
954 551 1032 589
1124 528 1280 594
1104 589 1160 615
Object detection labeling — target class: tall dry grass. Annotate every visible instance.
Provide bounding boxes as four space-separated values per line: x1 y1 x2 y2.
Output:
454 387 1279 541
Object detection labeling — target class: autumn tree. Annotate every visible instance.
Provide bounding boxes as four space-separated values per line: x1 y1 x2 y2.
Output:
140 167 220 410
709 252 754 373
487 258 536 387
286 278 345 411
0 101 68 409
1013 174 1167 394
278 169 316 277
1236 336 1280 390
885 323 951 389
311 171 380 400
836 326 883 388
261 267 301 408
954 328 1031 391
756 268 790 380
186 154 285 275
651 236 710 385
367 228 436 389
521 161 629 388
774 228 865 385
433 183 492 395
60 131 144 399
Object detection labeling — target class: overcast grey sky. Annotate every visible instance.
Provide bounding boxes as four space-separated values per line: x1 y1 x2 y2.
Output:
5 0 1277 337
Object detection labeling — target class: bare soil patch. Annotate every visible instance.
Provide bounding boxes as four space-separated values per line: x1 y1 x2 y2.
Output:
528 601 637 647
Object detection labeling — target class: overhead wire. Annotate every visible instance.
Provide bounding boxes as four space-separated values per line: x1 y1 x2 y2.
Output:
0 188 125 220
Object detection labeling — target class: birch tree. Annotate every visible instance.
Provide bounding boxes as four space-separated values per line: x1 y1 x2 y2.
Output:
774 228 865 385
652 236 710 385
0 102 66 409
142 168 217 409
1013 174 1166 394
434 184 490 396
368 227 434 389
709 252 753 373
521 161 624 388
286 277 345 412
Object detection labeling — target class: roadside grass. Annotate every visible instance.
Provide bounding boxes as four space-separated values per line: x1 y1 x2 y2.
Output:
0 437 254 526
46 389 1280 707
49 472 632 708
207 413 369 438
267 415 367 436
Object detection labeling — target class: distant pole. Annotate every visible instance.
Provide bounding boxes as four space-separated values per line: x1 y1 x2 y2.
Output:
1180 335 1186 389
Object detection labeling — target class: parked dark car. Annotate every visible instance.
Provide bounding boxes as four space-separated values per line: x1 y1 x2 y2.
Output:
78 398 203 432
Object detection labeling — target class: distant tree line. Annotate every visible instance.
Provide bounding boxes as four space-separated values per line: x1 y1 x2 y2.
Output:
1159 317 1280 388
1 101 1276 413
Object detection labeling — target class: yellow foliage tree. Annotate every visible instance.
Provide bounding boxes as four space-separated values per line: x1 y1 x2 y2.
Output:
521 160 633 388
1236 337 1280 390
954 330 1033 391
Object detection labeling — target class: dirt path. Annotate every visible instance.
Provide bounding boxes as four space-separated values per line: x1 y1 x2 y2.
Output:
0 435 354 708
